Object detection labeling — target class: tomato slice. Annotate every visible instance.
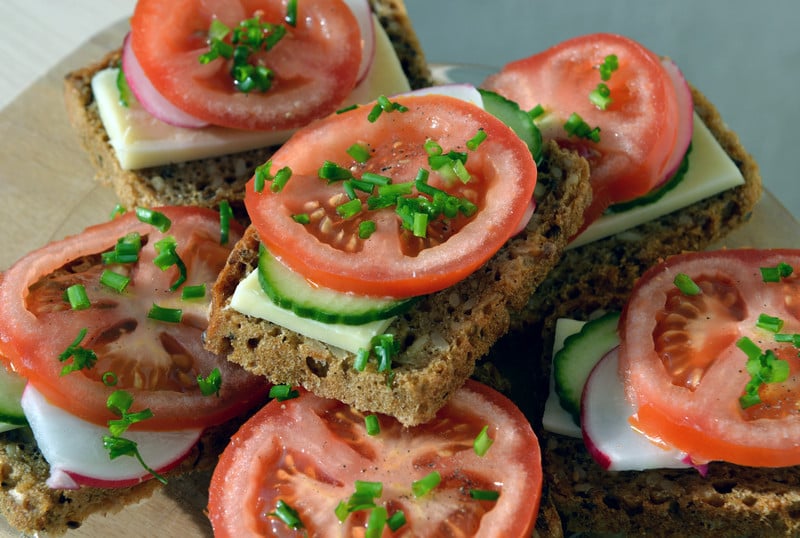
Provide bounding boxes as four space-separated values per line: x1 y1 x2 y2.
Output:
619 249 800 467
482 33 680 227
208 379 542 537
0 206 269 431
245 93 537 298
129 0 361 131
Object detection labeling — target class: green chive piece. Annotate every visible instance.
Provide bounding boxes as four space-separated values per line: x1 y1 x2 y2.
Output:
528 104 545 119
673 273 701 296
334 500 350 522
364 414 380 436
270 384 299 401
337 198 363 219
285 0 298 27
270 499 303 530
354 348 370 371
412 212 428 238
336 103 358 114
589 82 613 110
358 220 377 239
254 160 271 192
738 337 791 409
412 471 441 498
100 269 131 293
347 142 371 163
272 167 292 192
564 112 601 142
147 304 183 323
197 367 222 397
109 203 127 219
115 66 132 107
102 371 118 386
361 172 392 186
65 284 91 310
219 200 233 245
355 480 383 498
598 54 619 81
319 160 353 182
452 158 471 183
470 489 501 501
387 510 407 531
292 213 311 224
466 128 487 151
757 313 784 333
135 207 171 232
365 506 387 538
761 262 794 282
58 328 98 376
424 139 443 156
181 284 207 300
775 333 800 346
473 425 494 456
367 95 408 122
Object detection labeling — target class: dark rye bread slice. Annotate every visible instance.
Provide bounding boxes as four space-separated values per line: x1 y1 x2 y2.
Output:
516 85 763 333
204 141 592 426
0 418 243 536
62 0 433 223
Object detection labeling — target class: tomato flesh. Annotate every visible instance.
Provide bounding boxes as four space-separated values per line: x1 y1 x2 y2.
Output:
208 380 542 537
620 249 800 466
482 33 680 227
0 207 269 430
130 0 362 131
245 92 537 298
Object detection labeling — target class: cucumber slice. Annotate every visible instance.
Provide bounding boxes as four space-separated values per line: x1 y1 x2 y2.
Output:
0 365 27 429
553 311 621 425
257 244 417 325
478 88 543 166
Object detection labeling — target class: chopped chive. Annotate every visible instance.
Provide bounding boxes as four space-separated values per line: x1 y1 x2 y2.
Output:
757 313 784 333
102 371 118 386
355 480 383 498
358 220 376 239
292 213 310 224
452 158 471 183
673 273 701 296
319 160 353 181
466 128 487 150
364 414 380 436
65 284 91 310
336 103 358 114
153 237 188 291
737 336 763 361
334 500 350 522
254 160 271 192
469 489 500 501
738 337 791 409
135 207 171 232
147 304 183 323
473 425 494 456
337 198 363 219
354 348 369 371
387 510 407 531
412 212 428 238
365 506 387 538
58 328 98 375
346 142 371 163
109 203 127 219
377 182 414 198
272 166 292 192
564 112 601 142
424 139 443 156
181 284 207 300
360 172 392 186
761 262 794 282
589 82 612 110
775 333 800 346
528 104 544 120
115 66 132 107
367 95 407 122
197 367 222 397
412 471 441 498
100 269 131 293
270 499 303 530
598 54 619 81
269 384 299 401
343 180 358 200
285 0 298 27
219 200 233 245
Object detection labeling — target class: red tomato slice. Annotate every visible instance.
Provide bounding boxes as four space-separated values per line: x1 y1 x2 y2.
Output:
208 379 542 537
129 0 361 131
482 33 680 227
0 207 269 431
245 93 537 298
619 249 800 467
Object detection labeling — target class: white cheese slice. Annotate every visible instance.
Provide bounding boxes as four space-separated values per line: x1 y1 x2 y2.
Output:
92 15 411 170
229 269 394 354
569 113 745 248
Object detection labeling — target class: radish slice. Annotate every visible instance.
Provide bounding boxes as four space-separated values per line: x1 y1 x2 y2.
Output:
581 348 692 471
21 384 202 489
343 0 376 86
656 58 694 186
121 34 209 129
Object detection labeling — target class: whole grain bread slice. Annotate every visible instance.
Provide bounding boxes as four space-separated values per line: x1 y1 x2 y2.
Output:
204 141 592 426
62 0 433 223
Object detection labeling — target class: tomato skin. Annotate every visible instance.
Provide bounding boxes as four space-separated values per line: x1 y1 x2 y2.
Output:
245 93 537 298
0 206 269 431
482 33 680 227
619 249 800 467
130 0 361 131
208 380 542 537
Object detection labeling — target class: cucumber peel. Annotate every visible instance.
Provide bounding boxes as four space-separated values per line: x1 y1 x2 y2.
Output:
478 88 543 166
257 244 417 325
553 311 621 425
0 365 27 428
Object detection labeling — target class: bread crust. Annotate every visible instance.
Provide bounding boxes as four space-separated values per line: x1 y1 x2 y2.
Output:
204 141 592 426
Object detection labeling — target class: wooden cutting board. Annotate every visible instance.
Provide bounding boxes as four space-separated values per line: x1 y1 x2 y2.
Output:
0 18 798 538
